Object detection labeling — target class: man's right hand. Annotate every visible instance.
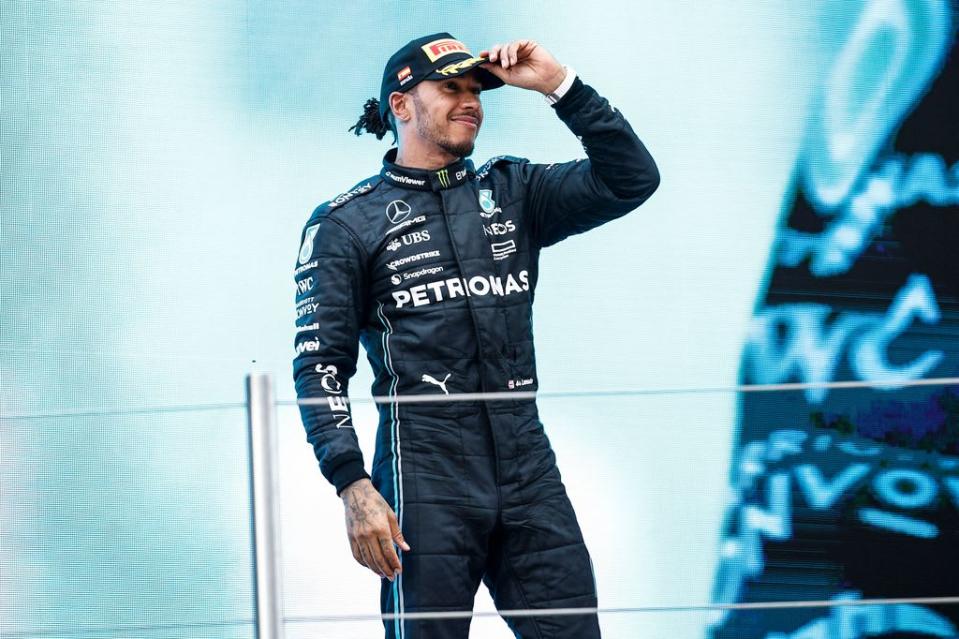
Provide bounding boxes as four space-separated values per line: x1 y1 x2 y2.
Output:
340 478 411 581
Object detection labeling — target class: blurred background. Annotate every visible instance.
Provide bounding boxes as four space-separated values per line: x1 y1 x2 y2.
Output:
2 1 956 637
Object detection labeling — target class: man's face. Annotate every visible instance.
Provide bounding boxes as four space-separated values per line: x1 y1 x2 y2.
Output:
407 72 483 158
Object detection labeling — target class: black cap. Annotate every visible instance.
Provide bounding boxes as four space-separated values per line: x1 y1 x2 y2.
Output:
379 33 505 121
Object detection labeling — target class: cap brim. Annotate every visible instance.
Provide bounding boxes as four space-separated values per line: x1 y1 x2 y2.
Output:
425 56 505 90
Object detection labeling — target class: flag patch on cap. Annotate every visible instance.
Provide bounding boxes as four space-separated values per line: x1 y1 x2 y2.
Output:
397 65 413 85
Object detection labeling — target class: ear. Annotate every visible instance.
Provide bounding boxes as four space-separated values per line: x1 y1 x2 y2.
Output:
389 91 412 124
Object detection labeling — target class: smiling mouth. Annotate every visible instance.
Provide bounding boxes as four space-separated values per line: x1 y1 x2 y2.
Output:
451 116 480 129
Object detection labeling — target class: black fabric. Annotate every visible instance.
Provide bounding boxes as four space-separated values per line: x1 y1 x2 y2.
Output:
293 79 659 638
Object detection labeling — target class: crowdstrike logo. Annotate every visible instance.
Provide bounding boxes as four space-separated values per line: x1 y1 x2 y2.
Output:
386 250 440 271
385 200 412 224
385 171 425 187
392 270 529 308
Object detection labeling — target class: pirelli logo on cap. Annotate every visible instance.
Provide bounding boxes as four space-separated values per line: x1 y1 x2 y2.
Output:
421 38 470 62
397 65 413 85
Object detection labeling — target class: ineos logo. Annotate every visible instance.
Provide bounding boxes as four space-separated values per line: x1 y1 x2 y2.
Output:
386 200 412 224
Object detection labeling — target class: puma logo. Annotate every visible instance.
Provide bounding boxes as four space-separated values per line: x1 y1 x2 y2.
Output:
421 373 451 395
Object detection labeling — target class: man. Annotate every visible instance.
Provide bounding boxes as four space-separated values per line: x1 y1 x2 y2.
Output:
293 32 659 638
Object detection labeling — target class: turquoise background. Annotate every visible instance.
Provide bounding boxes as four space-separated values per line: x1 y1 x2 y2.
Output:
4 1 920 637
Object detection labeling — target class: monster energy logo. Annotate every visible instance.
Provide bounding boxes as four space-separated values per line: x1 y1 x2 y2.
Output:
436 168 450 188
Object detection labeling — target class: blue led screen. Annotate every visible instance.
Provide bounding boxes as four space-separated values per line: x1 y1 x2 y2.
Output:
2 1 956 638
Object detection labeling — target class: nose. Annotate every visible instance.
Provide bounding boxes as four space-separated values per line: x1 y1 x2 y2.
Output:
461 91 480 111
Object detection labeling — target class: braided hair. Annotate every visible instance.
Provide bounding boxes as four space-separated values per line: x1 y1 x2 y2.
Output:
348 97 396 143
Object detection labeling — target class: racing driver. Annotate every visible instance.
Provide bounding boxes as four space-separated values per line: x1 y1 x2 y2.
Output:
293 32 660 638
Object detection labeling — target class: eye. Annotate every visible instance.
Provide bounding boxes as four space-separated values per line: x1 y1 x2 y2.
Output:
445 81 457 90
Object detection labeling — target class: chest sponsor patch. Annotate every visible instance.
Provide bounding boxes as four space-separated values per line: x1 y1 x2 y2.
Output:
387 229 431 251
392 270 529 308
386 250 440 271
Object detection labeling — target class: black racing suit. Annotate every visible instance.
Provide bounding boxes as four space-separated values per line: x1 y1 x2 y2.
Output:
293 77 660 639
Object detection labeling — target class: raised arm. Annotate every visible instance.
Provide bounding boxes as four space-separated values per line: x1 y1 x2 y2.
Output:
523 75 660 247
480 40 660 248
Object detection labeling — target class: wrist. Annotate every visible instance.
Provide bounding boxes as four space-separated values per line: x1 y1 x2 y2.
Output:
539 64 566 95
339 477 372 499
543 66 577 105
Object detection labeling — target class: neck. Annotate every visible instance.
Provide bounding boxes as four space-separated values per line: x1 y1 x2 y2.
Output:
394 136 459 170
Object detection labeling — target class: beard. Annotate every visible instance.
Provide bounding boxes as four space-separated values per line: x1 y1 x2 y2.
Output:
412 96 476 158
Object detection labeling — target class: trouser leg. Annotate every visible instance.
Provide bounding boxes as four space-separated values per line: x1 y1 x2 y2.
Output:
483 467 602 638
380 502 493 639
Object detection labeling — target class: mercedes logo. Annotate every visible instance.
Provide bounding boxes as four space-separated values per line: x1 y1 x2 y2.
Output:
385 200 412 224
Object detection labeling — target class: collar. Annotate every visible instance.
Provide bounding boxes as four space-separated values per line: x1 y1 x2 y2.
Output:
381 148 475 191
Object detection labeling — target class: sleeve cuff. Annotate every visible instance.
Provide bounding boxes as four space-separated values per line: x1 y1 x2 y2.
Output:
329 460 371 496
550 76 590 115
544 66 577 105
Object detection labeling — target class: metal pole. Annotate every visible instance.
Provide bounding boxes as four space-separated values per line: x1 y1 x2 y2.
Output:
246 373 285 639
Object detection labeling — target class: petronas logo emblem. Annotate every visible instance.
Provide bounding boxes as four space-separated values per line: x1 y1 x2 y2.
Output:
436 169 450 188
298 224 320 265
478 189 495 213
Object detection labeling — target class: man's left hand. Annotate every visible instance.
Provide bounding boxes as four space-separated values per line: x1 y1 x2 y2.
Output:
479 40 566 96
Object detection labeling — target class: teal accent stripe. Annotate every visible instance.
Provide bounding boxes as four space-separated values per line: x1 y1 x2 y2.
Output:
377 302 404 639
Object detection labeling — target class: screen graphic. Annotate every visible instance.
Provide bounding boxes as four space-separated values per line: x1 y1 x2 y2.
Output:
710 1 959 637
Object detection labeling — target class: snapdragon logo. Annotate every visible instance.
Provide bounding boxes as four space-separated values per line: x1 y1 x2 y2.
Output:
392 270 529 308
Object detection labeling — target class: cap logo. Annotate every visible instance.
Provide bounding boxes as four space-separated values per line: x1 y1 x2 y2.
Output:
437 56 484 76
397 66 413 85
421 38 470 62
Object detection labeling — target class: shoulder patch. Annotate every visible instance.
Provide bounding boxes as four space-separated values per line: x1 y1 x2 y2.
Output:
475 155 527 180
312 175 384 219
